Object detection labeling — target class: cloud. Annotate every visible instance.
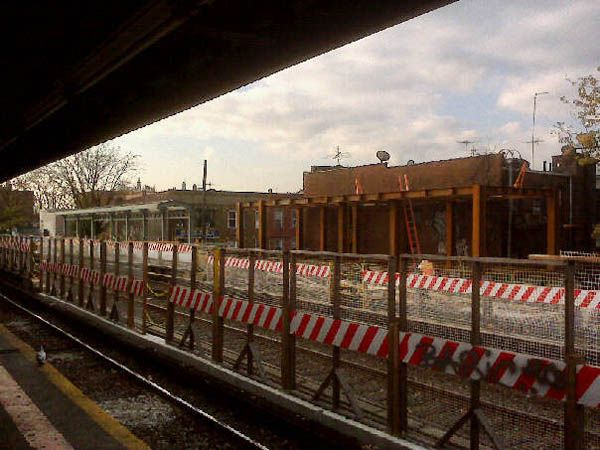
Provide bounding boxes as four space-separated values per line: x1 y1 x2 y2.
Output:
109 0 600 190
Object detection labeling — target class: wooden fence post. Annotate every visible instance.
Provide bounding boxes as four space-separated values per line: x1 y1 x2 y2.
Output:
67 239 74 302
99 241 107 315
564 260 584 450
45 238 51 294
51 238 58 295
212 247 224 362
77 239 84 306
86 239 94 309
60 238 66 297
281 250 296 390
247 252 256 374
142 242 148 334
127 242 134 329
165 243 177 343
112 243 120 318
387 255 400 434
397 257 408 433
331 254 341 409
470 260 482 450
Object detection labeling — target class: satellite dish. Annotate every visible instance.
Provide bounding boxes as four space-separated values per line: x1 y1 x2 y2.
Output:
376 150 390 163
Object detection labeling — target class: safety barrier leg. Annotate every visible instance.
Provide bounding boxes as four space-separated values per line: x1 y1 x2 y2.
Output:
281 251 296 390
86 239 95 311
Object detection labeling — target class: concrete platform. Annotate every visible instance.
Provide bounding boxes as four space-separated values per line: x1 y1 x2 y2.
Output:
0 324 148 450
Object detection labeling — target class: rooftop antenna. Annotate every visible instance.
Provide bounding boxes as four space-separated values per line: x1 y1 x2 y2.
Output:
327 145 350 165
523 138 544 168
376 150 390 164
457 139 478 156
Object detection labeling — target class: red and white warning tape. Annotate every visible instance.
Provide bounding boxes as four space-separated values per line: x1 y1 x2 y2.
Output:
168 286 213 313
206 256 330 278
219 296 283 331
361 270 600 310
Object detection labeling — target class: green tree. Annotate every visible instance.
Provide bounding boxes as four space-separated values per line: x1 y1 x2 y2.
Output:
554 67 599 164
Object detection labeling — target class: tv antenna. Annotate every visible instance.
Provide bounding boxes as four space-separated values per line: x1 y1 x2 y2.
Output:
327 146 350 165
523 138 544 169
457 139 478 156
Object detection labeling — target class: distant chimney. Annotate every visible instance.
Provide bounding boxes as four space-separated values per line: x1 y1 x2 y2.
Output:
192 183 197 191
543 161 547 172
182 181 187 190
268 188 273 194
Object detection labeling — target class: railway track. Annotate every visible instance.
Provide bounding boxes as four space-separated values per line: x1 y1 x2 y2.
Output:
0 289 363 450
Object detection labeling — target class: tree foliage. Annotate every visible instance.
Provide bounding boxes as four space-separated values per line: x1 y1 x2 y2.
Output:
0 183 32 232
14 144 138 210
554 66 600 163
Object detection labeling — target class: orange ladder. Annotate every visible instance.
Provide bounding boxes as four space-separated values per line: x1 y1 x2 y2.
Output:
398 175 421 255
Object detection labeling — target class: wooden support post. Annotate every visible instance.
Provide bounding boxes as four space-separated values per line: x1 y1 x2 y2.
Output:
564 260 584 450
471 185 486 257
386 256 400 434
337 204 346 253
470 260 482 450
75 217 80 237
188 245 198 348
212 248 224 362
127 242 134 329
257 201 267 249
165 244 177 343
59 238 66 297
39 237 44 292
281 251 295 389
446 201 454 256
547 190 557 255
99 241 107 315
77 239 84 306
236 202 244 249
247 253 256 373
141 242 149 334
351 204 358 253
295 208 304 250
319 206 327 251
389 202 399 256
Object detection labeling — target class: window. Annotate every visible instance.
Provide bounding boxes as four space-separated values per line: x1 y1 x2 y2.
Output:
255 210 259 230
273 209 283 230
227 210 237 229
291 211 297 229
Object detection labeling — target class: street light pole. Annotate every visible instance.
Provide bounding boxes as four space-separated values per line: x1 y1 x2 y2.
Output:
531 91 549 169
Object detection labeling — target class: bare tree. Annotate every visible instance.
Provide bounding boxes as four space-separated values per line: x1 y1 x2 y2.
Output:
15 143 138 210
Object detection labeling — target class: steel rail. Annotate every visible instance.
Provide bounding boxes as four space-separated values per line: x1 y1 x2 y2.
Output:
0 292 270 450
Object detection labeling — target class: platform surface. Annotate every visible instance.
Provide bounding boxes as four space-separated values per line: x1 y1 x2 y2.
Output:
0 324 148 450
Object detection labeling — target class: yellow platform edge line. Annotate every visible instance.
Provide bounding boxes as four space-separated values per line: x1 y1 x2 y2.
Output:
0 323 150 450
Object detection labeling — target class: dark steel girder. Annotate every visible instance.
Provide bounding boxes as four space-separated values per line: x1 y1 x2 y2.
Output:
0 0 455 181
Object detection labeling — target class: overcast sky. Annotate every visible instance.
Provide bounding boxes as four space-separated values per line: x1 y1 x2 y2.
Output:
109 0 600 193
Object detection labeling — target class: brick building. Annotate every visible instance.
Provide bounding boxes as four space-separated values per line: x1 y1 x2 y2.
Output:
238 151 596 258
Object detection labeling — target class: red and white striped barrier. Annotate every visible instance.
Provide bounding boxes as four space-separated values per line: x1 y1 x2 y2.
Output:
79 268 100 285
361 270 600 310
291 312 389 357
206 256 330 278
169 286 213 313
219 296 283 331
130 279 145 297
290 309 600 408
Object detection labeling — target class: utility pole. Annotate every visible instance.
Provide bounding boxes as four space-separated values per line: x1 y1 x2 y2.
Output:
201 160 208 245
531 91 549 169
